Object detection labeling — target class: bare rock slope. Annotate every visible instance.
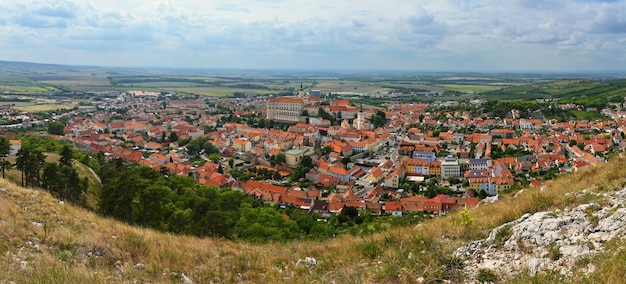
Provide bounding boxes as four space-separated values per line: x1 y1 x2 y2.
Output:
455 187 626 281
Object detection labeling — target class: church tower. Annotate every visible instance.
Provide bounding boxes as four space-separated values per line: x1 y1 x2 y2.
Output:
355 104 365 130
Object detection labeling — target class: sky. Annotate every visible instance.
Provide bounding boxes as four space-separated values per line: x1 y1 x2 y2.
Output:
1 0 626 71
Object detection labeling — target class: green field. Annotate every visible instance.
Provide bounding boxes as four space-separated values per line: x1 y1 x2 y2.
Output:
4 60 624 101
172 87 275 97
0 101 33 107
438 84 505 93
0 85 58 94
118 81 210 88
567 110 607 121
315 81 395 93
117 86 275 97
483 79 626 101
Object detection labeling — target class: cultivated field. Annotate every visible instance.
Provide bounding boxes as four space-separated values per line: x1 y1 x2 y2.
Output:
0 85 58 94
13 104 76 113
437 84 505 93
314 81 394 93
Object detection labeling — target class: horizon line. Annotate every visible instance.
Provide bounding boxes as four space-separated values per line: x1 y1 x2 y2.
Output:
2 59 626 76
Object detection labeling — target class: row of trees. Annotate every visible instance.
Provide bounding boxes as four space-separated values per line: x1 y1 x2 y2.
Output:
15 147 46 188
0 138 87 204
97 160 337 242
41 146 88 203
0 137 48 187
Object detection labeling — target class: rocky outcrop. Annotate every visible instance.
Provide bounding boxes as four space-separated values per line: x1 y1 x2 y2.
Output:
455 187 626 282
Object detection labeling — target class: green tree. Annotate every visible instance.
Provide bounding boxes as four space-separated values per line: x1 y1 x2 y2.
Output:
169 131 179 142
231 204 300 243
134 183 175 229
271 153 286 165
0 137 11 178
168 208 193 234
371 115 383 128
0 137 9 157
0 159 12 178
203 142 220 155
341 156 351 165
15 147 46 187
288 166 310 181
99 163 138 224
59 145 73 166
273 171 282 180
301 155 313 168
63 165 85 203
342 205 359 219
308 223 335 240
47 121 65 135
41 159 87 204
321 146 332 156
186 137 207 156
209 153 222 163
42 163 61 195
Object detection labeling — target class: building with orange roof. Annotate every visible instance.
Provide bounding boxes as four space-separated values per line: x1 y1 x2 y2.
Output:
233 138 252 152
491 128 517 139
327 165 361 181
365 167 385 184
384 202 404 216
144 142 162 150
332 100 351 106
108 121 125 134
267 96 319 122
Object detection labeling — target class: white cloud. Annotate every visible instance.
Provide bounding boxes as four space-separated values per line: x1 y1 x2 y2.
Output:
0 0 625 70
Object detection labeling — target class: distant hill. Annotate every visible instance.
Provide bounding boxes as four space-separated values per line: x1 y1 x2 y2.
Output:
3 156 626 282
0 60 70 69
484 78 626 101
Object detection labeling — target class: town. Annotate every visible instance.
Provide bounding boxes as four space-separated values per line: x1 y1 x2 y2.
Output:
2 82 622 220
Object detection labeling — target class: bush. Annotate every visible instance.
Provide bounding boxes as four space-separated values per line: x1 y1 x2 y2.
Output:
359 241 381 259
548 244 561 261
476 268 498 283
494 224 513 244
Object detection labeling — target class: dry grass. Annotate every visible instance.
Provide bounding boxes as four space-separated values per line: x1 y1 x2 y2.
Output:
1 157 626 283
13 104 75 113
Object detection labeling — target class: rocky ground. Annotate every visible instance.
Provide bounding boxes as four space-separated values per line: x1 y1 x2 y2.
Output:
455 186 626 282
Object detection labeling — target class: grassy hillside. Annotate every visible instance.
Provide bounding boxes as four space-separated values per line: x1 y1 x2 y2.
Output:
3 157 626 283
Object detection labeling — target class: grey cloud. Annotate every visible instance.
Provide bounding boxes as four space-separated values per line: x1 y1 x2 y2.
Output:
34 4 76 19
351 20 366 28
591 4 626 33
513 0 565 10
4 1 79 29
1 0 626 70
11 14 69 28
216 5 250 12
515 34 563 44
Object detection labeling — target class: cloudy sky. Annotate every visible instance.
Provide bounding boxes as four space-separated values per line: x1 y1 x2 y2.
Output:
1 0 625 71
